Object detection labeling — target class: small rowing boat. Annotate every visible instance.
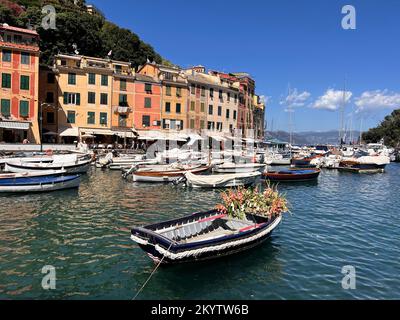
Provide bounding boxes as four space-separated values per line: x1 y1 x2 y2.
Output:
0 170 80 193
263 168 321 182
5 157 91 174
131 209 282 264
182 171 261 188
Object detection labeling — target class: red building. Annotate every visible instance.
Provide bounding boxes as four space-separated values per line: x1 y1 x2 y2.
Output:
0 23 40 143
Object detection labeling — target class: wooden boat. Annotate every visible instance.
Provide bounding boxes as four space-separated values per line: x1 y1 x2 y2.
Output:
132 165 210 183
263 168 321 182
182 171 261 188
0 171 80 193
4 158 91 174
131 210 282 264
213 163 266 173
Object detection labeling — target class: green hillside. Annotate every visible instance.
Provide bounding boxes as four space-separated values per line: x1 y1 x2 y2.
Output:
363 109 400 148
0 0 166 67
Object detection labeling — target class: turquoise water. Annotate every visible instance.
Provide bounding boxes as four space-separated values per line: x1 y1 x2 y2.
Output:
0 164 399 300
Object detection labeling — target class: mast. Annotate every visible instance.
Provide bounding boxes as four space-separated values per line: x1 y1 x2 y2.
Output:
287 84 294 155
339 78 347 145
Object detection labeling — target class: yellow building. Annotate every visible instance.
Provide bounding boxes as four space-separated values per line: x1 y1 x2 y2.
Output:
52 54 137 143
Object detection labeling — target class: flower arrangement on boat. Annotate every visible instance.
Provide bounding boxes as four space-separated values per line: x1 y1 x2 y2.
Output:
216 186 288 220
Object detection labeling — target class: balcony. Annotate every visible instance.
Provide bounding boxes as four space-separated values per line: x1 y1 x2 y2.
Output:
113 106 132 114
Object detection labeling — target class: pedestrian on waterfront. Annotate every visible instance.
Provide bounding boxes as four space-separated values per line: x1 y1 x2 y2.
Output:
23 138 30 144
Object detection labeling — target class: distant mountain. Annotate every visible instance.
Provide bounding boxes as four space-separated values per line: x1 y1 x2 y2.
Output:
265 130 362 145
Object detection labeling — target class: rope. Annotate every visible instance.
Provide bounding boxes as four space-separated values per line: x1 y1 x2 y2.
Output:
132 241 173 300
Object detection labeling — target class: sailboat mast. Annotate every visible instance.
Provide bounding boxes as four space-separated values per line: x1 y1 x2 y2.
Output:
340 79 346 145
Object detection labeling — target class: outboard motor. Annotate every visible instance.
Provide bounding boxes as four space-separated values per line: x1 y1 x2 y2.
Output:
172 176 187 186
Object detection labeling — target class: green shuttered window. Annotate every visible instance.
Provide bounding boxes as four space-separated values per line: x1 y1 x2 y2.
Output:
19 100 29 117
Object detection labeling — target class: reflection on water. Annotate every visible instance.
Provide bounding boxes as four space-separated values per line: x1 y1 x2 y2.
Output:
1 164 400 299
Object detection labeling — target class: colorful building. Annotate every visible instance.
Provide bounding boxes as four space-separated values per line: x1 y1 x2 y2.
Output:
253 95 265 140
0 24 40 143
133 73 162 133
38 65 59 142
232 73 256 136
37 54 264 144
138 63 186 132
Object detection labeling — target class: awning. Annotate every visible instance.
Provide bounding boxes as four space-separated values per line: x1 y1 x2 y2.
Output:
137 130 187 141
209 135 226 142
82 129 114 136
0 121 30 130
59 127 79 137
113 130 136 138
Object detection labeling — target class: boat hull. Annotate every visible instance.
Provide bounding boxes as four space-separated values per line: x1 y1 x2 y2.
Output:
132 166 209 183
186 174 260 189
263 169 321 182
213 164 266 174
0 175 80 193
338 161 387 173
4 161 91 174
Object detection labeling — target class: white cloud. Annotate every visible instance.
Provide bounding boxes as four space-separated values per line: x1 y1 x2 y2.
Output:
280 89 311 111
259 95 271 106
311 89 352 111
355 90 400 113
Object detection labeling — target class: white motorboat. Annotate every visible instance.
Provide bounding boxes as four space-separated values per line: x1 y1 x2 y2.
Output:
183 171 261 188
213 162 266 173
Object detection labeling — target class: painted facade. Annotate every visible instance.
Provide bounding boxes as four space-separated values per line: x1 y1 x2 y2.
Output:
0 24 40 143
138 64 187 132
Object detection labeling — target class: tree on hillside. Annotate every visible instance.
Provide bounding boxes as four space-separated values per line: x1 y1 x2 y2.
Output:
3 0 166 67
98 21 162 68
363 109 400 147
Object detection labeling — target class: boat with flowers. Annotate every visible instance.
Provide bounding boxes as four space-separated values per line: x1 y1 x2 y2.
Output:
131 187 288 264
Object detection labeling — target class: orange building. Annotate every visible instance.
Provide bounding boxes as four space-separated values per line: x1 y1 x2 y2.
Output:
0 24 40 143
111 62 135 134
133 73 162 132
138 63 188 132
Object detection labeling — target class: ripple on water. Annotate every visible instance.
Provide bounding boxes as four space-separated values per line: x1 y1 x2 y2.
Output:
1 165 400 299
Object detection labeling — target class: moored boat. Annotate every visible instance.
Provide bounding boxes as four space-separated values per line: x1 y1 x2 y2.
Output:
4 157 91 174
338 156 390 173
290 155 320 168
213 163 266 173
0 171 80 193
132 165 210 183
131 210 282 264
182 171 261 188
263 168 321 182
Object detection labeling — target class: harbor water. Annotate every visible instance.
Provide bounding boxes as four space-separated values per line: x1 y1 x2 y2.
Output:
1 164 400 299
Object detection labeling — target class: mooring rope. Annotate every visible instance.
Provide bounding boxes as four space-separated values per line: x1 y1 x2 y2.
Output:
132 241 173 300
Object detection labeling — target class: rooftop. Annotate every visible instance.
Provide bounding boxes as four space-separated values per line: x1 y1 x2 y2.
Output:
0 23 39 36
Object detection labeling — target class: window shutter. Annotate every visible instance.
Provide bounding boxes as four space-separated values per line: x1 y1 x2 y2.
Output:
76 93 81 105
63 92 68 104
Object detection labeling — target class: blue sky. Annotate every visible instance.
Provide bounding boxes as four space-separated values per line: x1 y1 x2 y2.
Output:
91 0 400 132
